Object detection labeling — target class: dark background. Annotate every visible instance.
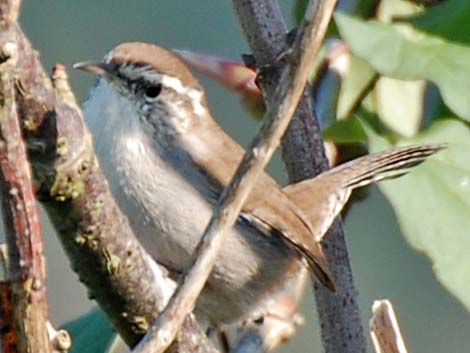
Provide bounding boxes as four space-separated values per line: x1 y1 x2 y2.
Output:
15 1 470 352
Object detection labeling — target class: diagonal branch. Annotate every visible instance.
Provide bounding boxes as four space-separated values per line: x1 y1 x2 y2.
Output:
232 1 367 353
132 1 337 353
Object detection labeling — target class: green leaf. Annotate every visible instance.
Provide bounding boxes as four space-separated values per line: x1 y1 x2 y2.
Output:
62 308 117 353
375 77 426 137
323 118 367 143
335 13 470 120
293 0 308 24
376 0 421 22
337 55 376 119
365 119 470 312
407 0 470 45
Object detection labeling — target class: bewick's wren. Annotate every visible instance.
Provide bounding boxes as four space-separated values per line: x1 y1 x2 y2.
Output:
75 42 443 325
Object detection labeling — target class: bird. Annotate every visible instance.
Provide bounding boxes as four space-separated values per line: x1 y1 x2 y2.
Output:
74 42 444 325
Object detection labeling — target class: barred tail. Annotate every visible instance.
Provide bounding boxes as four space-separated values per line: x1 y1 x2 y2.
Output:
284 144 445 241
326 144 446 189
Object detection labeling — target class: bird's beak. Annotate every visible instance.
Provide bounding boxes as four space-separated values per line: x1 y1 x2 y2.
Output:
73 60 123 85
73 60 109 76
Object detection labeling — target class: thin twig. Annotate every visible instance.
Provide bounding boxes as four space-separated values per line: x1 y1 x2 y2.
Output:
176 43 349 351
9 20 216 353
0 16 51 353
132 2 337 353
232 1 367 353
370 300 409 353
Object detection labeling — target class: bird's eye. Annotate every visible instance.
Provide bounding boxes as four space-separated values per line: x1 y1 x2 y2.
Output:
144 84 162 99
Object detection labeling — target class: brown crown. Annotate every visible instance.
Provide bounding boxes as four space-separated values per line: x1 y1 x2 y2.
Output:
107 42 201 89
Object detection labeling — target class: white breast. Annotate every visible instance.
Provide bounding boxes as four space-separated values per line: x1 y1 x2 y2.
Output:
84 80 214 270
83 80 298 324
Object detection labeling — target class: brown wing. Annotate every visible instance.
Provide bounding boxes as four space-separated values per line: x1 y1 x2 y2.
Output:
186 120 335 290
244 180 335 291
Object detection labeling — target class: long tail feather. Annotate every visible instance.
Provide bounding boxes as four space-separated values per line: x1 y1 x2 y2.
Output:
331 144 446 189
284 144 445 240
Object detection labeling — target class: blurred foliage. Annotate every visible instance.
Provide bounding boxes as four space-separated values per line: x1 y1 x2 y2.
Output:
293 0 378 24
366 118 470 311
336 13 470 120
293 0 309 24
336 55 376 118
406 0 470 44
175 50 265 118
62 308 116 353
330 0 470 312
288 0 470 313
323 118 368 143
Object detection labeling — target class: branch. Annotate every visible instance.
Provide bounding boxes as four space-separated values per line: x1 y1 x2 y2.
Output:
131 2 337 353
9 18 216 353
0 1 51 352
370 300 409 353
232 1 367 352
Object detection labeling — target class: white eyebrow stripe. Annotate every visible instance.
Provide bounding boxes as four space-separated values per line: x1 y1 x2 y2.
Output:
161 75 206 117
117 64 207 118
187 89 205 116
161 75 186 93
